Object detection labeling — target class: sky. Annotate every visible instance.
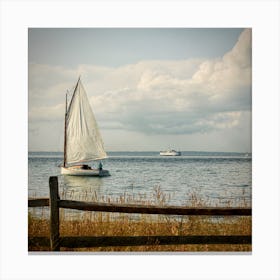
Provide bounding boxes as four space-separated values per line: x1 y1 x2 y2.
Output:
28 28 251 152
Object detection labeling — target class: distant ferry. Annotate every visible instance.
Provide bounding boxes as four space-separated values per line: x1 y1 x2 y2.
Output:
160 149 181 156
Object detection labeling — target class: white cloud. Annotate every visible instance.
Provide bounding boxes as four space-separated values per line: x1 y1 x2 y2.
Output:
29 29 251 151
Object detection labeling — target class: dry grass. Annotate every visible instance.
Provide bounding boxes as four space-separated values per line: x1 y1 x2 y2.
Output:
28 187 251 252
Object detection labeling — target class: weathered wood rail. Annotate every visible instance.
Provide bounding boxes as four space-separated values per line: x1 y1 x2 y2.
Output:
28 176 252 251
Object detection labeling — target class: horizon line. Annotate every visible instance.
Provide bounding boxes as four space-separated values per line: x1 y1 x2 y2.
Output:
28 150 251 154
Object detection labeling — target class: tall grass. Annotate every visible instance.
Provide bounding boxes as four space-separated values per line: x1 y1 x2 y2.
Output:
28 187 251 252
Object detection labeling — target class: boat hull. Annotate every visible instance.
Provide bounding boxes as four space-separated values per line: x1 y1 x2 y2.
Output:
160 151 181 156
61 167 110 177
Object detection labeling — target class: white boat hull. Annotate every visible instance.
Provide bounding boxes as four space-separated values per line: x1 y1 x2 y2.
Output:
160 150 181 156
61 166 110 177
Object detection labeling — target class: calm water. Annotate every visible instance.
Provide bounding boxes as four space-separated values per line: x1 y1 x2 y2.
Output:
28 151 252 208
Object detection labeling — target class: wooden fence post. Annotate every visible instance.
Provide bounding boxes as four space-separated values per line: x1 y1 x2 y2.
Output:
49 176 60 251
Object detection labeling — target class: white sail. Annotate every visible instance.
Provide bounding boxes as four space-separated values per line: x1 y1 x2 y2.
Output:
65 78 107 165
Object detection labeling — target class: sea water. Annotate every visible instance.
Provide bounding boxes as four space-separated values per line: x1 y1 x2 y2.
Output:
28 151 252 210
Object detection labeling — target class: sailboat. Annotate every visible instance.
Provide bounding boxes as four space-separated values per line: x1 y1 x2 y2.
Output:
60 77 110 176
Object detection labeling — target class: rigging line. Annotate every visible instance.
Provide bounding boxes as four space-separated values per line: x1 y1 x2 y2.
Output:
67 77 80 116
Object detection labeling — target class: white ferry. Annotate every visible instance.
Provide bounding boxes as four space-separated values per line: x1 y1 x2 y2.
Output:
159 149 181 156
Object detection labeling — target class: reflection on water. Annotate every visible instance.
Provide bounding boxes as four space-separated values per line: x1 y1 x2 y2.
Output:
60 175 104 201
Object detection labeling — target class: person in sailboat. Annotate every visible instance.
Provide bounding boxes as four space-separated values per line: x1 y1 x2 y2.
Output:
98 161 103 171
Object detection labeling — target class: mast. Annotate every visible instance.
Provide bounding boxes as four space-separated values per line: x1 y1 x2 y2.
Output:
63 77 80 167
63 91 68 167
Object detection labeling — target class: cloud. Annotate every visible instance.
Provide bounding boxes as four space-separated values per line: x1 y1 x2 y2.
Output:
29 29 251 140
94 30 250 136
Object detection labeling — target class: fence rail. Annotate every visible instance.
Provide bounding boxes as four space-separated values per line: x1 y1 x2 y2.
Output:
29 198 251 216
29 235 251 249
28 176 252 251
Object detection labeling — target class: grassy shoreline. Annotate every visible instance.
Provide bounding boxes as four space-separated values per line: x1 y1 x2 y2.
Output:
28 215 251 252
28 189 251 252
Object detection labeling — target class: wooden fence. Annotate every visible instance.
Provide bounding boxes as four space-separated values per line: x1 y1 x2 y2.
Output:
28 176 252 251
